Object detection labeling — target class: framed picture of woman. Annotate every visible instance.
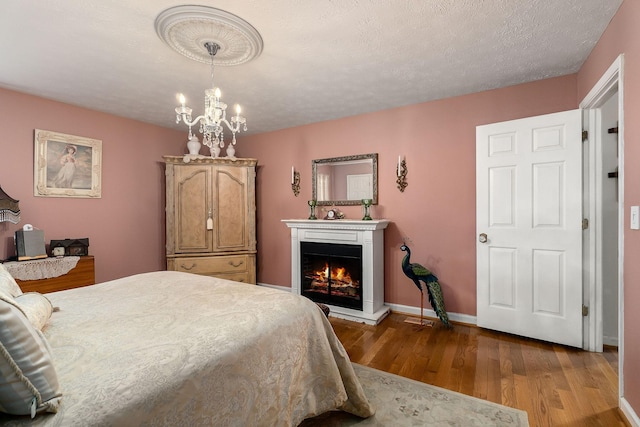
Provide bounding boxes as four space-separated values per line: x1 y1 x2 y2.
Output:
33 129 102 198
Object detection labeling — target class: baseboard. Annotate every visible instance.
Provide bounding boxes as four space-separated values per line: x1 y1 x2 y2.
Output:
384 302 477 326
603 334 619 347
257 283 477 326
621 397 640 427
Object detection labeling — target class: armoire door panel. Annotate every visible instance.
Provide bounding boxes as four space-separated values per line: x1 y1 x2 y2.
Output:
213 167 249 251
175 166 212 253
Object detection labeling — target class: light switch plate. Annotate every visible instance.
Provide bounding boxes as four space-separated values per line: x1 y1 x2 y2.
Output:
631 206 640 230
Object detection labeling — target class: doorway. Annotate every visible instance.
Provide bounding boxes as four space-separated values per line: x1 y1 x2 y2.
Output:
580 54 624 355
599 92 619 347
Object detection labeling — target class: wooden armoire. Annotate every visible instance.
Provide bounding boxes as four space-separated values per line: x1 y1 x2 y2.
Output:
164 156 257 284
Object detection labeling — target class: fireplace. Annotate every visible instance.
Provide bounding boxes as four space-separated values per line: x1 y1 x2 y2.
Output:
301 242 363 311
282 219 390 325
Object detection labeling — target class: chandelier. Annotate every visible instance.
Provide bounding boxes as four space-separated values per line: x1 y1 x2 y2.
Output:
174 42 247 158
155 5 263 159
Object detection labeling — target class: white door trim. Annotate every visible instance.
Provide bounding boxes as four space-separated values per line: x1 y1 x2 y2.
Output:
579 54 625 405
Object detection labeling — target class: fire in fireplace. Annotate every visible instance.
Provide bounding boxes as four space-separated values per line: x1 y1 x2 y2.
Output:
300 241 363 311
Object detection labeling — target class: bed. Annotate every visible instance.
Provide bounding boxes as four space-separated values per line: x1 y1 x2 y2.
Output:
0 270 374 426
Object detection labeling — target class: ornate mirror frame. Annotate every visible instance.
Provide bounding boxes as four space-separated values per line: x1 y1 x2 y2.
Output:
312 153 378 206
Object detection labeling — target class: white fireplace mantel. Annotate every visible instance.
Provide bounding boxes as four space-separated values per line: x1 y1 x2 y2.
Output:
282 219 390 324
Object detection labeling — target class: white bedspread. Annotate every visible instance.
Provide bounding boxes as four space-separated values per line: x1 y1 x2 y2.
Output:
0 271 374 426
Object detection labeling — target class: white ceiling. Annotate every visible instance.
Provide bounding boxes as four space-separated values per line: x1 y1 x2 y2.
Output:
0 1 623 136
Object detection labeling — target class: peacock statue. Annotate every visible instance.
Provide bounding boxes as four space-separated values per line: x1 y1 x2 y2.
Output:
400 243 451 328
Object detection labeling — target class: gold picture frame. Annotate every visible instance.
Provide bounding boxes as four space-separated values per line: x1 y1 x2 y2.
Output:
34 129 102 198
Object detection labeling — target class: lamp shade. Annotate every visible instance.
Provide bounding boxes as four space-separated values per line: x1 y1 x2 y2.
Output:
0 186 20 224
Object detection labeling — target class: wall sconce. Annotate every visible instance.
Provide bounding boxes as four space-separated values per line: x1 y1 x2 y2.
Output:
396 156 408 192
291 166 300 196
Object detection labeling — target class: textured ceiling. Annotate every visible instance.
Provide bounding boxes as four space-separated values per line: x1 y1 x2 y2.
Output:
0 1 623 136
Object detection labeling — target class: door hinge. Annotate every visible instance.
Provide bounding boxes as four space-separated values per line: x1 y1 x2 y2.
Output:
582 218 589 229
582 130 588 141
582 305 589 316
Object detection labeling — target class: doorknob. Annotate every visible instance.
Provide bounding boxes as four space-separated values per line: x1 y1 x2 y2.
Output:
479 233 488 243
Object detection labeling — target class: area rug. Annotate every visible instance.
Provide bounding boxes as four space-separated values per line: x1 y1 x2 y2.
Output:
301 364 529 426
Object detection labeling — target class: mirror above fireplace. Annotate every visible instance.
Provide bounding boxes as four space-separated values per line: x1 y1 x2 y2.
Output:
312 153 378 206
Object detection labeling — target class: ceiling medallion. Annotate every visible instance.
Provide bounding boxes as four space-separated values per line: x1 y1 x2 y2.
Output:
154 5 263 66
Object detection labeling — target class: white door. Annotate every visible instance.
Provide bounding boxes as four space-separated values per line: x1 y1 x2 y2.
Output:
476 110 583 348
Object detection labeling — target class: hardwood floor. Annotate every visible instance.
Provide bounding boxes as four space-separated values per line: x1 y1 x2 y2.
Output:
330 312 629 427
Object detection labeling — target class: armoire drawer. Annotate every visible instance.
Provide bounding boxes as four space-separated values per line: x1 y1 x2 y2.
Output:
172 255 250 273
167 254 256 284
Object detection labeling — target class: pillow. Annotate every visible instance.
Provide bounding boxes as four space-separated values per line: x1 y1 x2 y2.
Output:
0 294 62 417
14 293 53 331
0 263 22 298
0 288 14 303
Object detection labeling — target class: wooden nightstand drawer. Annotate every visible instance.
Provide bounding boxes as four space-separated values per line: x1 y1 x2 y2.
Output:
168 254 256 284
13 256 95 293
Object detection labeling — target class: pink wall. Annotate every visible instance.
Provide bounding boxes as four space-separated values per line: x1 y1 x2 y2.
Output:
577 0 640 415
240 75 577 317
0 88 185 282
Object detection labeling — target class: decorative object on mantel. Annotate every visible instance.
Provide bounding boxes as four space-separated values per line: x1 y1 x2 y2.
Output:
156 5 262 159
396 155 408 192
400 243 450 328
291 166 300 196
0 186 20 224
323 206 345 220
308 200 317 220
324 209 336 220
3 256 80 281
361 199 372 220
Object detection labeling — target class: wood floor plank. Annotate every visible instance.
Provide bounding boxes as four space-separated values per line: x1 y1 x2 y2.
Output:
486 338 502 403
513 373 536 422
472 332 490 400
330 313 629 427
388 327 421 375
427 328 458 389
511 340 555 425
458 327 478 396
499 340 517 409
358 327 395 368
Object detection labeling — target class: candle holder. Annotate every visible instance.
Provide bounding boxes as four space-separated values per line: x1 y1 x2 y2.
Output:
362 199 372 220
396 159 408 192
308 199 317 220
291 171 300 196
